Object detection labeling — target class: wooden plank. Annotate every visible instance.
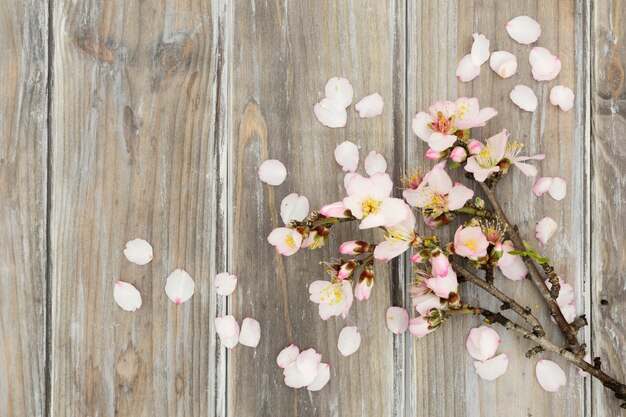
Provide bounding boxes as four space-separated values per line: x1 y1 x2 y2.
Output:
0 0 49 416
591 0 626 415
407 1 589 416
49 1 228 415
228 1 406 416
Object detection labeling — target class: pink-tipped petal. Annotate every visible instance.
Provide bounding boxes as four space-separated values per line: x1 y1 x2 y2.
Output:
280 193 310 224
165 269 195 304
355 93 384 118
466 326 501 361
319 201 349 218
529 47 561 81
284 362 317 388
536 217 558 244
306 363 330 391
408 316 433 338
456 54 481 82
532 177 553 197
510 85 538 112
123 238 154 265
215 315 240 349
214 272 238 296
470 33 490 66
334 141 360 173
550 86 575 111
114 281 142 312
548 177 567 201
474 354 509 381
354 278 374 301
314 98 347 128
277 344 300 368
239 317 261 348
506 16 541 44
489 51 518 78
258 159 287 185
386 307 409 335
536 360 568 392
337 326 361 357
364 151 387 176
324 76 354 108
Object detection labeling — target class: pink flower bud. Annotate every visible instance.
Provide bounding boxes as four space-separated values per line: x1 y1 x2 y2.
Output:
468 139 483 155
339 241 360 255
337 261 356 280
449 146 467 163
430 252 450 277
410 252 423 263
319 201 349 218
424 148 443 160
408 316 434 338
493 242 503 258
355 278 374 301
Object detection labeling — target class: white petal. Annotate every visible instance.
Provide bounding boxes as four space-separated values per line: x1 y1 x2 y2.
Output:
489 51 518 78
386 307 409 335
277 344 300 368
506 16 541 44
355 93 384 118
114 281 142 312
364 151 387 176
314 98 347 128
337 326 361 357
165 269 195 304
306 363 330 391
412 112 433 141
550 86 575 111
548 177 567 201
283 362 316 388
466 326 501 361
239 317 261 348
474 354 509 381
536 359 567 392
535 217 558 245
280 193 310 224
324 76 354 108
214 272 238 296
334 141 359 173
296 348 322 376
510 85 538 112
456 54 481 82
529 47 562 81
258 159 287 186
123 238 153 265
532 177 553 197
470 33 490 66
215 315 240 349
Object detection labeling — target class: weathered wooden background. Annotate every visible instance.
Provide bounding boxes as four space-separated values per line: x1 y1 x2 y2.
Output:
1 0 625 416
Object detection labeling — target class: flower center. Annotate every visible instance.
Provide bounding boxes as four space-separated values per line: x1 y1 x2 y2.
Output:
429 114 454 135
319 285 343 305
475 146 498 168
464 238 478 252
361 198 382 216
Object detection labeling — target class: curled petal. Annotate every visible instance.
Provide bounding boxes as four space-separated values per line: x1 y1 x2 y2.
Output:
277 344 300 368
355 93 384 118
532 177 553 197
448 184 474 211
314 98 347 128
337 326 361 357
165 269 195 304
535 217 558 245
506 16 541 44
466 326 501 361
324 76 353 108
474 354 509 381
334 141 360 173
123 238 154 265
425 266 458 298
258 159 287 185
529 47 561 81
408 316 433 338
489 51 517 78
374 240 410 262
550 86 575 111
306 363 330 391
280 193 310 224
498 241 528 281
548 177 567 201
114 281 142 312
364 151 387 176
510 85 538 112
456 54 481 82
470 33 490 66
536 359 567 392
386 306 409 335
214 272 238 296
239 318 261 348
215 315 240 349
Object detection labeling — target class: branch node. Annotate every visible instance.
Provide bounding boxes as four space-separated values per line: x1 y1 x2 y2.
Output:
526 346 545 358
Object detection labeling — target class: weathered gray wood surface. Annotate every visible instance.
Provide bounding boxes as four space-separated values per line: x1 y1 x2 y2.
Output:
0 0 625 416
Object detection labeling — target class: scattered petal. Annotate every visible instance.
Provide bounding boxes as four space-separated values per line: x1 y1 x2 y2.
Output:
114 281 142 312
456 54 481 82
536 359 567 392
510 85 538 112
548 177 567 201
306 363 330 391
474 354 509 381
280 193 310 224
215 315 239 349
364 151 387 176
277 344 300 368
550 86 575 111
355 93 384 118
324 76 354 108
506 16 541 44
165 269 195 304
337 326 361 357
489 51 518 78
334 141 360 173
386 306 409 335
466 326 501 361
258 159 287 186
239 318 261 348
314 98 348 128
536 217 558 244
470 33 490 66
408 316 434 338
532 177 553 197
214 272 238 296
284 348 322 388
529 47 561 81
123 238 154 265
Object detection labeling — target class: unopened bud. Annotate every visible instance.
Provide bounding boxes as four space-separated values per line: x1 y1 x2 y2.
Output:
355 273 374 301
337 260 357 280
449 146 467 163
339 240 372 255
425 148 444 160
468 139 483 155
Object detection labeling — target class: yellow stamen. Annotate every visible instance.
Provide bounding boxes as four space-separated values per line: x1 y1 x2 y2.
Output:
464 239 478 251
361 198 382 216
284 235 297 249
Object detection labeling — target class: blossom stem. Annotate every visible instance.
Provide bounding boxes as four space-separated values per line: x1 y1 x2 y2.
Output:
454 206 491 218
477 181 582 354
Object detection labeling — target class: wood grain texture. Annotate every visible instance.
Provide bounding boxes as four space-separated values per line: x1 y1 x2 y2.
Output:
591 0 626 415
49 1 227 415
228 1 406 416
0 0 48 416
407 1 590 416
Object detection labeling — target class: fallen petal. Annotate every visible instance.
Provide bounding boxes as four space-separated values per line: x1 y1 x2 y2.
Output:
550 86 575 111
215 315 240 349
284 362 317 388
532 177 553 197
386 306 409 335
214 272 238 296
474 354 509 381
114 281 142 312
337 326 361 357
510 85 538 112
314 98 348 128
324 76 354 108
536 217 558 244
165 269 195 304
364 151 387 176
258 159 287 186
470 33 490 66
306 363 330 391
489 51 517 78
456 54 481 82
548 177 567 201
280 193 310 224
466 326 501 361
506 16 541 44
334 141 359 173
408 316 433 338
529 47 562 81
239 317 261 348
536 359 567 392
123 238 154 265
355 93 384 118
277 344 300 368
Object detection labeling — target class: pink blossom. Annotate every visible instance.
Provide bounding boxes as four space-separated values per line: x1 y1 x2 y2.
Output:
425 148 444 160
453 225 489 260
425 265 459 299
497 240 528 281
410 284 442 316
536 359 567 392
373 210 416 262
449 146 467 163
506 16 541 44
267 227 304 256
466 326 501 361
355 93 384 118
309 280 353 320
430 252 450 277
386 306 409 335
408 316 434 338
535 217 558 244
355 278 374 301
468 139 483 155
337 326 361 356
474 354 509 381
